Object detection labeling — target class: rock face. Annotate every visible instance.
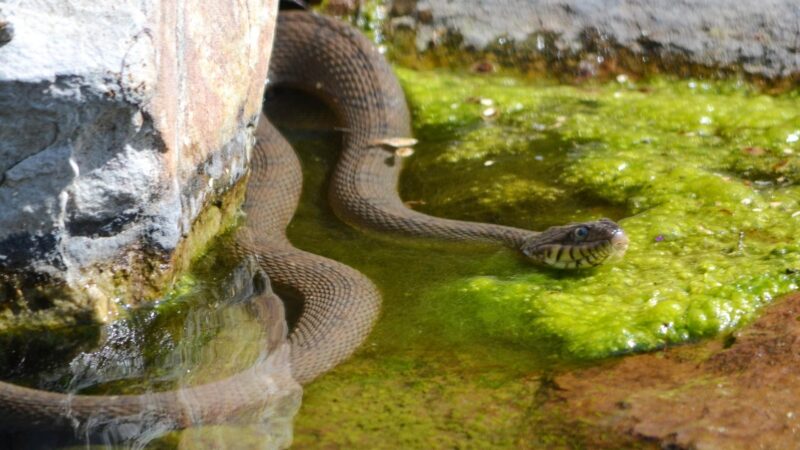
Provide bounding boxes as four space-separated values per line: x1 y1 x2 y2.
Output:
386 0 800 80
0 1 278 329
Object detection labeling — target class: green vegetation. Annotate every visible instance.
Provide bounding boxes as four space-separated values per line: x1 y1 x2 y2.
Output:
396 69 799 358
292 70 799 445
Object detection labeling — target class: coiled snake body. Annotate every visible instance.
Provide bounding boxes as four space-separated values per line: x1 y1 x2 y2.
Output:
0 11 627 435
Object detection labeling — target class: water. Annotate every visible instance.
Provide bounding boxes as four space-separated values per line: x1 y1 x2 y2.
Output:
2 69 798 448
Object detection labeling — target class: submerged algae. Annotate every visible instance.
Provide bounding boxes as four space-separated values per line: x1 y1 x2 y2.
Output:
398 69 800 358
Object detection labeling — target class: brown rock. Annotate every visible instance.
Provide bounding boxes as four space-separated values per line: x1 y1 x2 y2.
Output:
552 292 800 449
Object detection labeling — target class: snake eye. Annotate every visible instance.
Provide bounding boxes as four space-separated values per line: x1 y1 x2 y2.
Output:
573 226 589 241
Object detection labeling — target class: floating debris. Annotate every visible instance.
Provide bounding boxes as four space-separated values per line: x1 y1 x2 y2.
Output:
479 98 494 107
483 160 495 166
531 123 547 131
395 147 414 158
773 160 790 171
743 146 766 156
470 60 496 73
697 225 715 235
481 107 498 119
372 137 418 148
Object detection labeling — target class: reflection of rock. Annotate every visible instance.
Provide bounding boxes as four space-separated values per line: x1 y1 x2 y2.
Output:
0 1 278 331
5 258 301 448
550 292 800 449
386 0 800 80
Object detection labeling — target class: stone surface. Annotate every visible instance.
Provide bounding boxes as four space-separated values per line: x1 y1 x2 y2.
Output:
549 293 800 449
0 1 278 328
386 0 800 80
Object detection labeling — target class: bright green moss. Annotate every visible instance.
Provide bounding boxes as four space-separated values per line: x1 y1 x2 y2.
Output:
398 69 800 358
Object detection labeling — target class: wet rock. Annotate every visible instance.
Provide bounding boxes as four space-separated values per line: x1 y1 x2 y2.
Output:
551 292 800 449
0 1 278 329
386 0 800 81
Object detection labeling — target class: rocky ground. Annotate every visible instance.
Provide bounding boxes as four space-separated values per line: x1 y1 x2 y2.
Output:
546 292 800 448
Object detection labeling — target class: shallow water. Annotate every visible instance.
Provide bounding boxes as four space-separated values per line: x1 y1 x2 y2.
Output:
3 69 799 448
289 70 799 447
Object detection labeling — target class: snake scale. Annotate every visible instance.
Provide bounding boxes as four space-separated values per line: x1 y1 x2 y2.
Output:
0 10 627 435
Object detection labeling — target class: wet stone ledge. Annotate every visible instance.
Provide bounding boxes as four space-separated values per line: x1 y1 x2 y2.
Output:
380 0 800 86
0 1 278 335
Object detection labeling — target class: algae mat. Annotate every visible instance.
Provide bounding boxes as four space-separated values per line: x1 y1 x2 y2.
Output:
400 69 800 358
289 69 799 447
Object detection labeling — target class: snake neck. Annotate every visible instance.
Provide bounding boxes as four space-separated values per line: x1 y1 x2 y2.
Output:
330 149 540 250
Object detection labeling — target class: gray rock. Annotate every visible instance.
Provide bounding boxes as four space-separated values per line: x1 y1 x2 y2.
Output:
0 0 278 324
390 0 800 79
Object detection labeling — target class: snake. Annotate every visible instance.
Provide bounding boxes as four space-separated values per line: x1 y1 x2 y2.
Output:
0 9 628 438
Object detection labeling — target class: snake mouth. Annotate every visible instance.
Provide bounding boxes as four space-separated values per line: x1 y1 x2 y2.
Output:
609 230 630 258
529 229 629 269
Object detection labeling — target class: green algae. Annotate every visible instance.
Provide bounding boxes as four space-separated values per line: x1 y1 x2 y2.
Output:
285 71 799 445
397 69 800 358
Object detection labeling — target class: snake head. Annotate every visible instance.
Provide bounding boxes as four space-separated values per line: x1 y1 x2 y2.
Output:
520 218 628 269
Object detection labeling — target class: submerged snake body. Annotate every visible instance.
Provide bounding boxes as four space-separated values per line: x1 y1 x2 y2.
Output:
0 11 626 433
